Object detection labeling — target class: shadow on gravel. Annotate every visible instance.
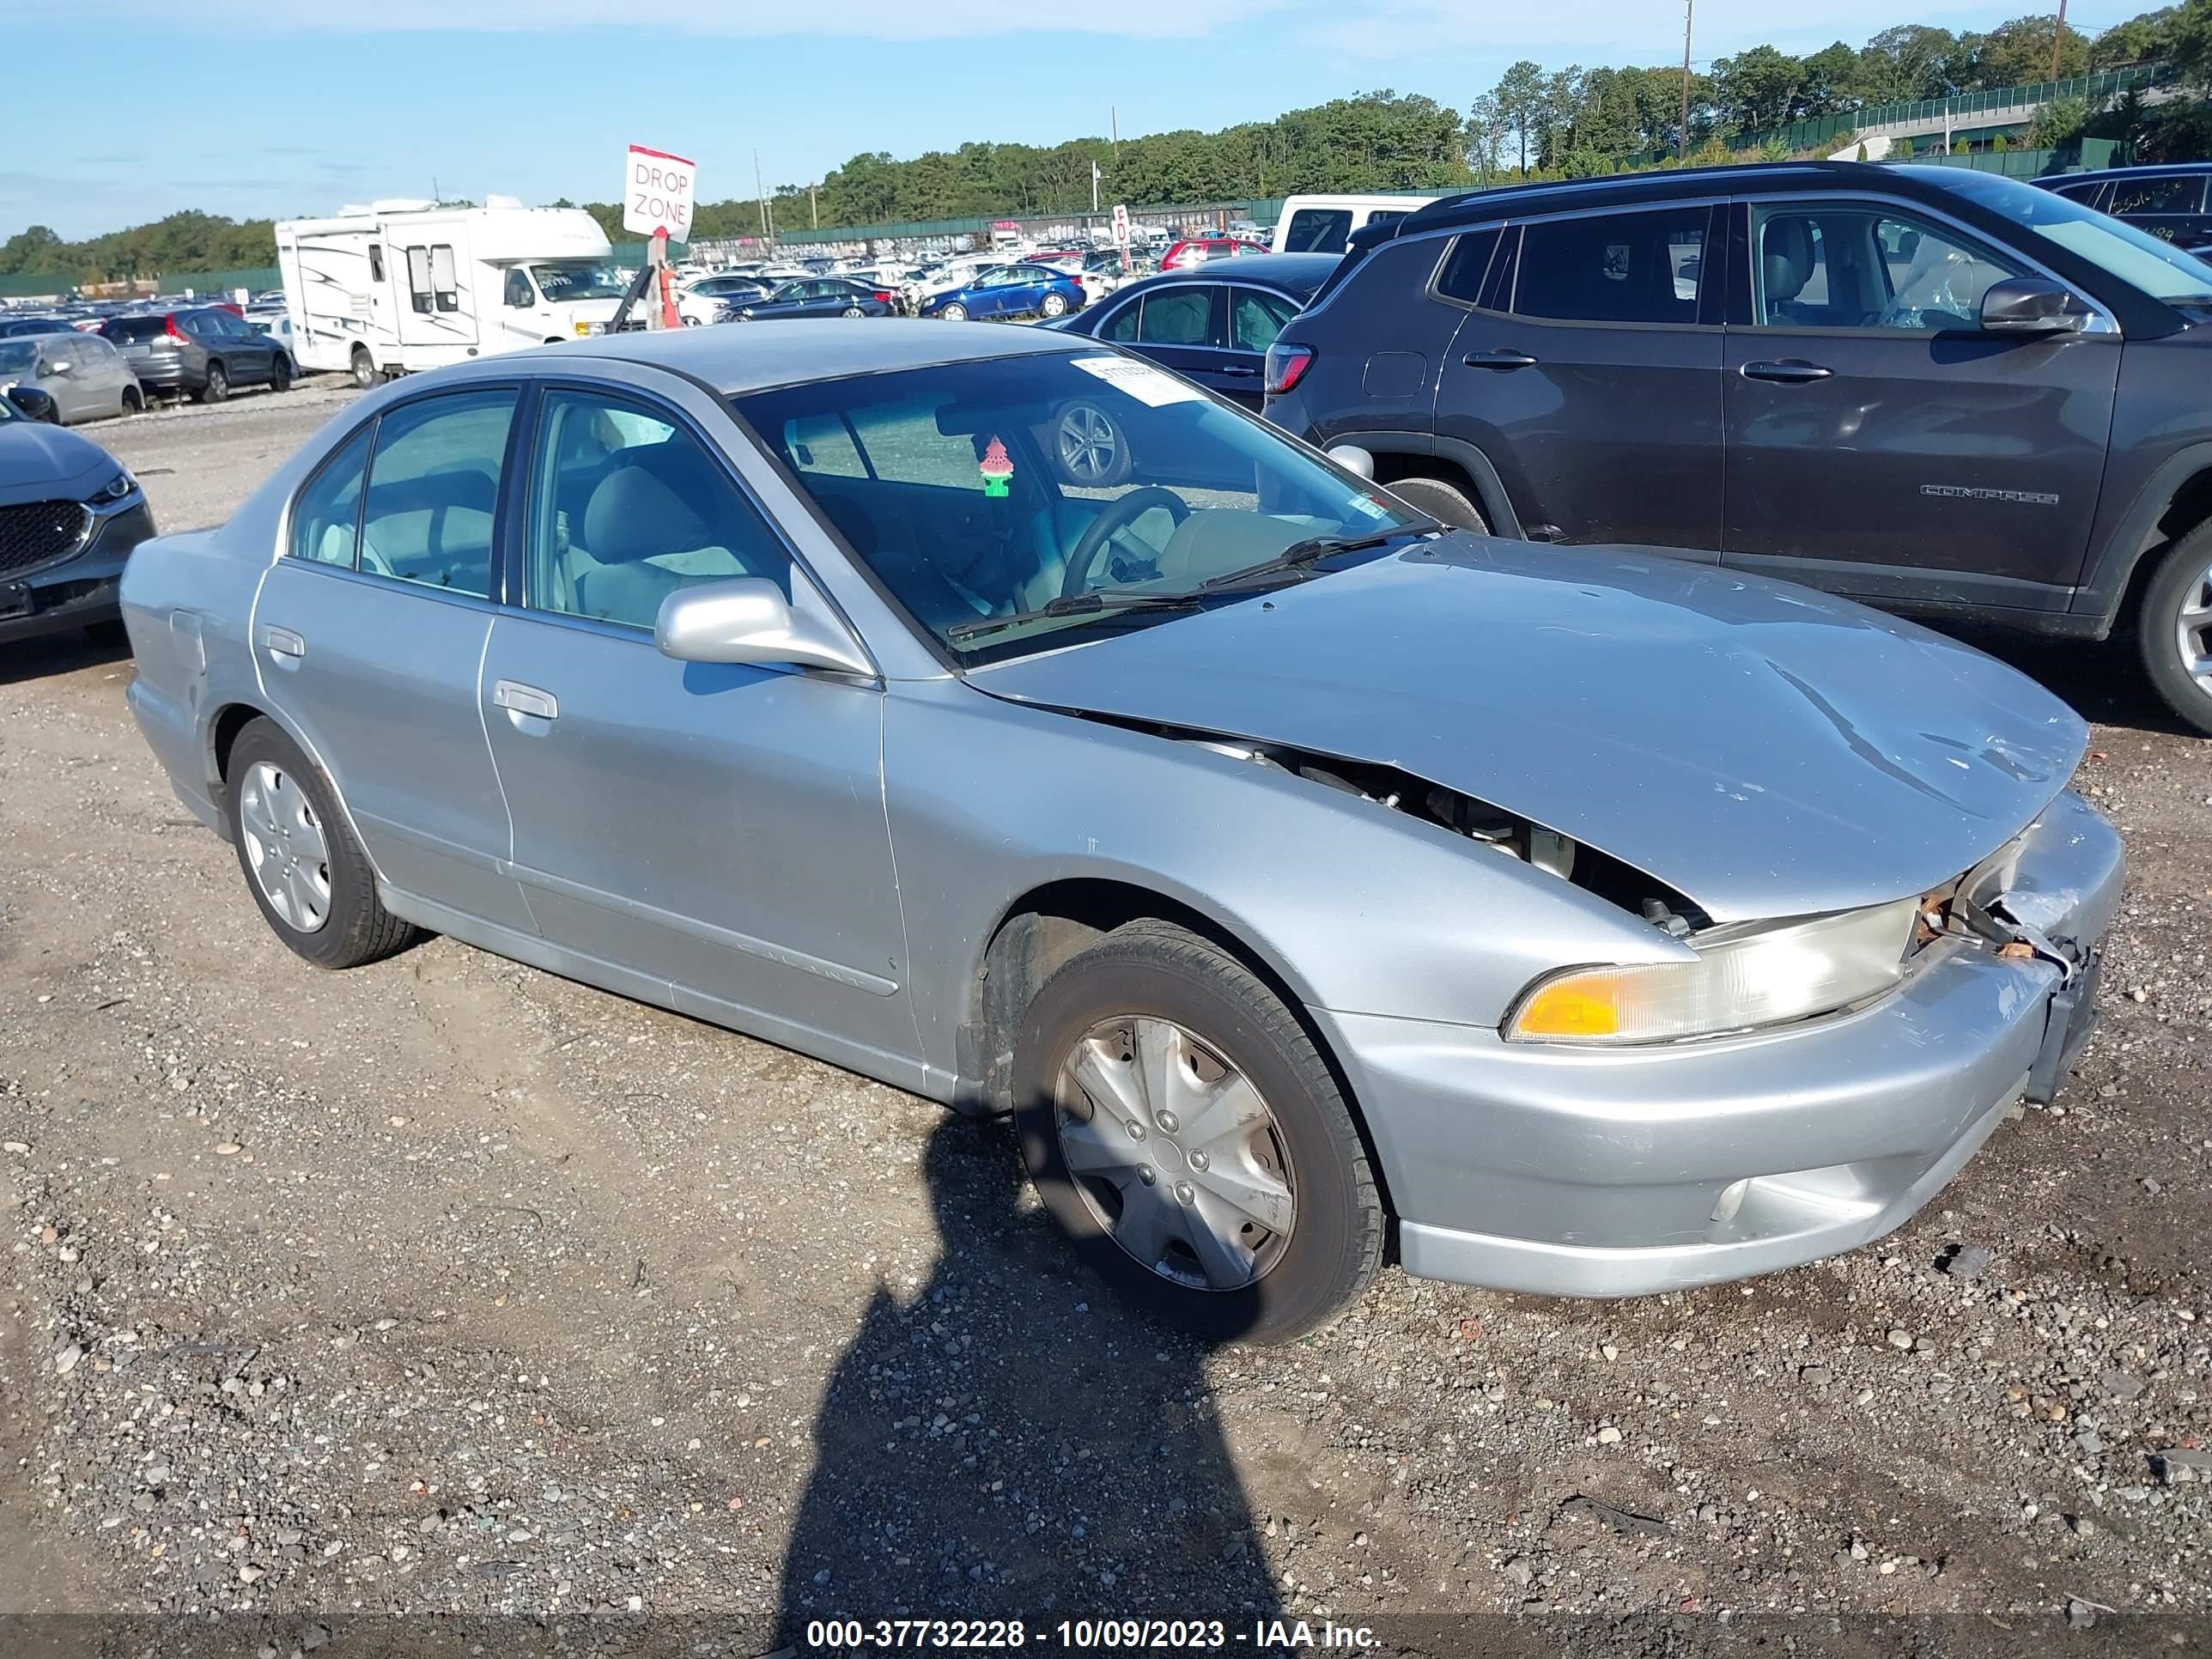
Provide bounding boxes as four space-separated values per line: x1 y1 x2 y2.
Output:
775 1118 1281 1645
0 629 130 687
1945 624 2197 740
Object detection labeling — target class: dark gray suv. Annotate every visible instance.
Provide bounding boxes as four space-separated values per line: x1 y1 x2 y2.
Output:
1264 161 2212 734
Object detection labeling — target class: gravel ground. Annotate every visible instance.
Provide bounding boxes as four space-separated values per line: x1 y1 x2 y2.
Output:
3 388 2209 1656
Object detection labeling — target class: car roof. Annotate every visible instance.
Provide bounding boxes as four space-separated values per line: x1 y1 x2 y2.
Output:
2045 162 2212 182
1130 252 1341 296
1373 160 2012 242
540 316 1088 393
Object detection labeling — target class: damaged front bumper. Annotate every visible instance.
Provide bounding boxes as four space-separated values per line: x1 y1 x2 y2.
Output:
1316 788 2123 1299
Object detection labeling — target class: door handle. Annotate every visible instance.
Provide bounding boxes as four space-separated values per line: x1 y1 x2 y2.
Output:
492 680 559 721
1220 365 1260 377
1462 349 1538 370
1740 359 1834 383
260 624 305 659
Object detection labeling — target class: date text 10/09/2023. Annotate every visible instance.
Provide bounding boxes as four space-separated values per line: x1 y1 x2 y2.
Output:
804 1619 1380 1651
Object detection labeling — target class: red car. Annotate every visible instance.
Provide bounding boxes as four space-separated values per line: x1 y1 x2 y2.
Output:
1159 236 1268 271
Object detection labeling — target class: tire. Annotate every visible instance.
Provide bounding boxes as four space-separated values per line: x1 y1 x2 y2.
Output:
197 361 228 404
1012 919 1383 1344
350 346 382 390
1381 474 1490 533
2136 520 2212 738
681 314 701 326
270 354 293 392
1040 291 1069 319
224 718 419 969
939 302 969 323
841 306 866 318
120 385 143 415
1054 399 1133 489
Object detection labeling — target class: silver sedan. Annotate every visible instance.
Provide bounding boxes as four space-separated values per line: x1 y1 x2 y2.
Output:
118 321 2120 1341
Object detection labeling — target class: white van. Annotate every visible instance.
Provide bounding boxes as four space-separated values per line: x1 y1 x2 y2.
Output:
1270 193 1444 256
276 196 632 385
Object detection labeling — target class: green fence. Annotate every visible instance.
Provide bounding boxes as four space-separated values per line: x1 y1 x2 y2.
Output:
1732 63 2165 156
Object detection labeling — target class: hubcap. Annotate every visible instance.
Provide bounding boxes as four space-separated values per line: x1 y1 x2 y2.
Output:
2177 559 2212 699
1058 406 1118 483
1054 1017 1296 1292
238 761 331 933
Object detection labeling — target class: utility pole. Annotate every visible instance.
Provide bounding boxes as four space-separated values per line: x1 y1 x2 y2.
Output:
753 149 769 241
809 183 818 230
1091 161 1101 214
2051 0 2068 81
1680 0 1694 159
1111 106 1119 170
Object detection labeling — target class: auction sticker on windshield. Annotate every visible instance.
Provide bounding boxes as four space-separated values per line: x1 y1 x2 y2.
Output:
1070 355 1204 406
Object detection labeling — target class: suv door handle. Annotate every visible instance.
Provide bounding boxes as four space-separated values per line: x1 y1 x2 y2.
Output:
1462 349 1539 370
1741 359 1834 383
492 680 559 721
1219 364 1260 377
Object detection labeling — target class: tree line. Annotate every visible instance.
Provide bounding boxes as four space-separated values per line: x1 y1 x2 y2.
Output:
6 4 2208 281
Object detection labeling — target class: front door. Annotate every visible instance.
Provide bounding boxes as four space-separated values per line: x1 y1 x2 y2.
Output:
1721 198 2121 601
251 387 532 931
477 385 916 1074
1433 203 1724 552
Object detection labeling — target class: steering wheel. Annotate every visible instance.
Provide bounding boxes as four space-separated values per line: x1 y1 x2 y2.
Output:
1060 487 1189 600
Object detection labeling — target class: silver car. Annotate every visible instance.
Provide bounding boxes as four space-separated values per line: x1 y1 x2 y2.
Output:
118 322 2120 1341
0 331 144 423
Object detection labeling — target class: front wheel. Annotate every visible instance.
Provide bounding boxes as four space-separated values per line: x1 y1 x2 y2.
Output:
198 362 228 404
2137 520 2212 738
225 719 420 969
1012 919 1383 1344
939 302 968 323
1054 399 1132 488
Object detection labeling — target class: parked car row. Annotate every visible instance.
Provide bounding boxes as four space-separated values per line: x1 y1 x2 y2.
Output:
0 380 155 645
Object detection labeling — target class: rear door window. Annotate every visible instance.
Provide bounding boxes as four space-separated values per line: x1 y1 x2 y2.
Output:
357 389 518 597
1512 206 1711 325
1228 287 1300 352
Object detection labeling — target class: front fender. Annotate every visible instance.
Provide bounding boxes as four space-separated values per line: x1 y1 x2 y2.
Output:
883 679 1687 1089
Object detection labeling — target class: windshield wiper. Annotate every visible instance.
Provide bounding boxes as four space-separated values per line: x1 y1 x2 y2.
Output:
1200 521 1438 592
945 590 1206 645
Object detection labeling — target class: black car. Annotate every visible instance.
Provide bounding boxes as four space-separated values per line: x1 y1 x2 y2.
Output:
0 316 80 338
2041 165 2212 253
0 384 156 647
724 278 898 322
97 307 292 403
1264 160 2212 733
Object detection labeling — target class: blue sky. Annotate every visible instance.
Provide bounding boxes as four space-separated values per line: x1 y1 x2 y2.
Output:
8 0 2143 239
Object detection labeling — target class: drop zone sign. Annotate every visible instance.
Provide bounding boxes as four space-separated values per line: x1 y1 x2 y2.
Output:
624 144 697 241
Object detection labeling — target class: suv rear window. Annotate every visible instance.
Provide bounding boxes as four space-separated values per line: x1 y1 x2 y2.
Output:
101 316 171 343
1435 229 1504 305
1283 209 1353 254
1512 207 1709 326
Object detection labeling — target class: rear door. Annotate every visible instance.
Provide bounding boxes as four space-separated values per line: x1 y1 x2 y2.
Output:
1719 196 2120 601
1117 283 1235 390
1433 202 1724 553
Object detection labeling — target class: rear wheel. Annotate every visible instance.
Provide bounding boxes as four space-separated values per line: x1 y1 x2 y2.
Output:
1039 291 1069 319
350 346 381 389
2137 520 2212 738
119 385 143 415
198 361 228 404
841 306 866 318
270 354 293 392
225 719 420 969
1012 919 1383 1344
1381 475 1489 533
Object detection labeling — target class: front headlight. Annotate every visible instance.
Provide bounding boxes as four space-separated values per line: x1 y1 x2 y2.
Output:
86 470 137 507
1507 898 1919 1044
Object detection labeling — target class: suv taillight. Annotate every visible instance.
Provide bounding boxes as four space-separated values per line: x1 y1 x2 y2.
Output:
164 316 189 343
1263 343 1314 397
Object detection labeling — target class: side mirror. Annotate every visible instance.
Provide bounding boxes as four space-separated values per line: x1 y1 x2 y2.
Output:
6 385 56 420
1326 443 1376 480
654 574 873 677
1980 276 2087 335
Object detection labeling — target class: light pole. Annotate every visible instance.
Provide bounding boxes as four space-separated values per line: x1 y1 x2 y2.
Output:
1680 0 1694 159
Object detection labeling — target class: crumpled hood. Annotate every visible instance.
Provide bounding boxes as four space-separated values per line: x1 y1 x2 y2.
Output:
0 420 110 502
969 538 2087 923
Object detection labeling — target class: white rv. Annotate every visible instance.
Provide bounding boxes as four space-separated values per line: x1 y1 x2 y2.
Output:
276 196 632 385
1270 193 1443 255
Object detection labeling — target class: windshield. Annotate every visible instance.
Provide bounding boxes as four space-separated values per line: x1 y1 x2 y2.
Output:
1927 167 2212 307
529 261 627 301
734 350 1429 663
0 340 41 374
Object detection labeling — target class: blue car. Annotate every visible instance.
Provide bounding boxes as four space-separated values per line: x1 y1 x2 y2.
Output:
918 264 1085 323
725 277 896 322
